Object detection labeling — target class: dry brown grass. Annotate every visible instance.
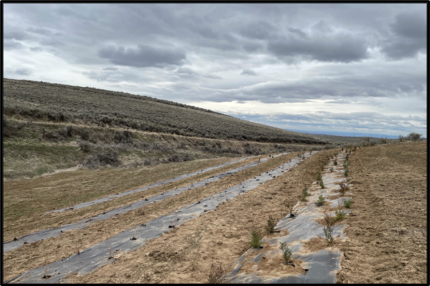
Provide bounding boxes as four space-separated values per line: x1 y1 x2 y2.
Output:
3 156 259 243
49 150 337 283
3 151 312 282
337 141 427 284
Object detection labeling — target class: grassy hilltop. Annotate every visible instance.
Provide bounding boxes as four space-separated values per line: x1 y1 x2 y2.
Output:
3 78 325 144
3 78 328 180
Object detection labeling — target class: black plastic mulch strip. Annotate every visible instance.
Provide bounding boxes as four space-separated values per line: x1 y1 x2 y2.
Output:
222 152 352 284
6 152 317 283
4 154 283 252
45 156 255 214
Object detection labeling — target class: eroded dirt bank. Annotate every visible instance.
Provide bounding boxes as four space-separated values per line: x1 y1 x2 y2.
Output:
337 142 427 283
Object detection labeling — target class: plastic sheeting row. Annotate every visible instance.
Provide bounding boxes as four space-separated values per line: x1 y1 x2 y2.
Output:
7 152 316 283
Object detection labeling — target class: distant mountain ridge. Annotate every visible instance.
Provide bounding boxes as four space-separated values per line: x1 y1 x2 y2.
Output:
3 78 326 145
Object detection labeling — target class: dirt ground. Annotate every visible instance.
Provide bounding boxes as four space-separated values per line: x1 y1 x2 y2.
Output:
3 151 319 282
3 142 427 284
337 142 427 284
61 150 335 283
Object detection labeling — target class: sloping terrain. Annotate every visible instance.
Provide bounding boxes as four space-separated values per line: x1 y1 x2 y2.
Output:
3 117 317 180
3 78 325 144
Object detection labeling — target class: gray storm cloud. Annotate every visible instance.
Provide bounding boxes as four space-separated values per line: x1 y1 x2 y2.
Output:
3 3 426 137
98 44 187 68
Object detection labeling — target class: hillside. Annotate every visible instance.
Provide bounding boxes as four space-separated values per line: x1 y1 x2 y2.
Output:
3 78 326 145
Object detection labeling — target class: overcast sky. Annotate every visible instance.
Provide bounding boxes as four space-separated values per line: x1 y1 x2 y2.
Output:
4 3 427 138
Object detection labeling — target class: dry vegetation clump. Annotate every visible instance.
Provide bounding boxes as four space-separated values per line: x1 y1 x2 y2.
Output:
207 263 225 284
322 211 336 244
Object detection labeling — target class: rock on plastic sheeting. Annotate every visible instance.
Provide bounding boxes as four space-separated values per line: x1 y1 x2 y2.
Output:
45 156 256 215
7 152 317 284
223 151 352 284
4 154 287 253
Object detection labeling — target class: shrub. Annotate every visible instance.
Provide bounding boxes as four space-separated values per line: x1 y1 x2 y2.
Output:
265 216 276 234
339 183 348 196
78 141 92 153
99 151 121 167
143 159 151 166
399 135 405 142
335 209 346 221
42 129 62 142
407 132 422 141
3 116 16 138
316 195 326 206
58 126 73 138
168 154 182 162
330 167 333 172
344 169 349 177
81 130 90 141
279 242 292 264
320 180 325 189
114 130 133 144
323 212 335 244
344 199 353 208
83 151 121 169
207 263 225 284
249 230 262 248
334 160 337 166
316 171 322 182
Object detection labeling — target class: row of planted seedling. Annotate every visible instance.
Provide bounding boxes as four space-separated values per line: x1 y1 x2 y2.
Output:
315 150 353 245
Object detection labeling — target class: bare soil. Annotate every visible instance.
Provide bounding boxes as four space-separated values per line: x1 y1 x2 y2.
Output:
336 142 427 284
59 150 336 283
3 151 322 282
3 142 426 284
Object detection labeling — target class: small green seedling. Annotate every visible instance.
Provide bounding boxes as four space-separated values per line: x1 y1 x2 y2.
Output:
285 202 293 215
330 167 334 172
320 180 325 189
249 230 262 248
335 208 346 221
316 171 322 181
316 195 326 206
323 212 335 245
344 170 349 177
280 242 292 264
301 187 309 201
265 216 276 234
344 199 353 208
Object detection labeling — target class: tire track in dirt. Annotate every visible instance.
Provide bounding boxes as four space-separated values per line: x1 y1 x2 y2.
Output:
6 152 316 283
